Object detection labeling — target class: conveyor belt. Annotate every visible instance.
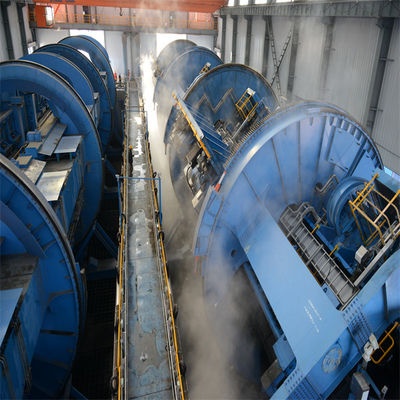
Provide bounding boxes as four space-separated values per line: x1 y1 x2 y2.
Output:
115 82 185 400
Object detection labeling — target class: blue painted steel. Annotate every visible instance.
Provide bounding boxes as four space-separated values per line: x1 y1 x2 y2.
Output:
154 46 222 133
326 177 365 234
153 42 400 397
59 36 116 107
164 63 279 210
163 63 278 144
191 101 399 398
155 39 196 77
21 52 95 108
36 44 112 150
79 35 110 62
0 60 103 243
0 43 115 396
0 154 84 399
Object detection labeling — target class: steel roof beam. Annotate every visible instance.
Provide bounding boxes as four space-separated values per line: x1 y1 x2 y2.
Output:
47 22 217 35
220 1 400 18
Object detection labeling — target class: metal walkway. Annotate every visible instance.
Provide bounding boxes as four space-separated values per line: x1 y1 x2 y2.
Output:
114 82 185 400
280 203 358 306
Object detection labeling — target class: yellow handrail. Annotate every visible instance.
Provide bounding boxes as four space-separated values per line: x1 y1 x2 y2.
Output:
352 173 379 207
329 244 339 257
46 11 215 30
144 118 185 400
235 89 258 121
173 92 211 160
311 224 320 234
117 97 185 399
349 173 400 247
371 322 399 364
117 99 128 400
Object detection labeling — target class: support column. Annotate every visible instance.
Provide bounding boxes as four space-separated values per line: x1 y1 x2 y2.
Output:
122 32 128 77
261 16 271 77
17 4 27 55
318 17 335 99
221 15 227 61
244 16 252 66
365 18 394 131
1 2 14 59
232 15 238 62
286 18 300 99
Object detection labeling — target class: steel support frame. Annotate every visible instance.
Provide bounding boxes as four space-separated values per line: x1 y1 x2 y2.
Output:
1 2 14 60
122 31 128 76
318 16 335 98
231 15 238 62
220 0 400 18
261 16 270 78
16 3 28 55
244 15 253 66
221 15 227 62
365 17 394 131
47 22 216 36
286 18 300 99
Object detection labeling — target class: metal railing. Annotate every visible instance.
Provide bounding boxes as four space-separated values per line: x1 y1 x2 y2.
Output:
371 321 399 364
32 8 217 30
115 94 185 399
235 88 258 121
349 173 400 247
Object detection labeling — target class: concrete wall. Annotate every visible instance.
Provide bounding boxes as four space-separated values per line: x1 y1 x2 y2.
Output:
36 28 70 47
104 30 125 75
187 34 213 49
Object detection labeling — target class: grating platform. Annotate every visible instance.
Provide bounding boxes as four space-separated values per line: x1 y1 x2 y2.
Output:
280 203 358 306
72 277 116 399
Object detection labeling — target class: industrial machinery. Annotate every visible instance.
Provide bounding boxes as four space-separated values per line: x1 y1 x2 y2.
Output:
0 36 117 398
154 41 400 399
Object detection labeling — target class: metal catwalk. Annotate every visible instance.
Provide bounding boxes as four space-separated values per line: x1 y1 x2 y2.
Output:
113 82 185 400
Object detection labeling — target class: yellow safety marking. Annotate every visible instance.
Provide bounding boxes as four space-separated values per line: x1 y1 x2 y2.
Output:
371 322 399 364
311 224 320 234
329 244 339 257
144 114 185 399
117 113 128 400
349 171 400 247
173 92 211 160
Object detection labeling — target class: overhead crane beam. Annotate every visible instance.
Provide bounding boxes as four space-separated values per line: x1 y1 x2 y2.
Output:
33 0 228 13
